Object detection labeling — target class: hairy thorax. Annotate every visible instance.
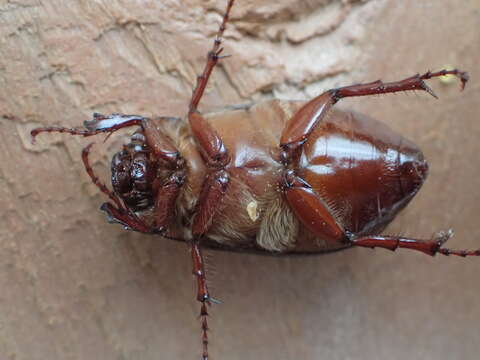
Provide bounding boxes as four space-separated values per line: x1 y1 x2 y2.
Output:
156 100 303 252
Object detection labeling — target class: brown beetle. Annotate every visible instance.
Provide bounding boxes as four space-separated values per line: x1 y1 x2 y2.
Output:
30 1 476 359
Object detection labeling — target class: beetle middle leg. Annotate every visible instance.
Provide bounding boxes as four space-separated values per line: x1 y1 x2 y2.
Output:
186 2 235 358
187 114 230 359
189 0 236 113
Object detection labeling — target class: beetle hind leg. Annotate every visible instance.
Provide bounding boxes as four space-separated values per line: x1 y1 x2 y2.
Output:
281 177 480 258
279 68 469 154
281 170 347 245
351 229 480 257
281 165 480 258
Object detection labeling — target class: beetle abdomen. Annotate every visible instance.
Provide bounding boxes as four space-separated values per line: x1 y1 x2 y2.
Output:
185 100 427 254
298 110 428 237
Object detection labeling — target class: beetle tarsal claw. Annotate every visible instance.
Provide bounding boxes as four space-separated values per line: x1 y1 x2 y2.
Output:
421 81 438 99
433 229 455 246
209 297 222 305
460 72 469 90
100 204 121 224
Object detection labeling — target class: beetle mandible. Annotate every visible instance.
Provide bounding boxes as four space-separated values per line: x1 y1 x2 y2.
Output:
30 1 476 359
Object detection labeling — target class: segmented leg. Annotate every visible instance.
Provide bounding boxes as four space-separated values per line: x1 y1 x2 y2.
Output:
283 170 346 242
82 143 125 210
280 69 468 153
192 242 211 360
100 203 156 234
31 113 146 143
190 167 230 360
82 142 155 233
153 170 185 233
351 230 480 257
280 69 476 257
189 0 236 113
33 113 186 233
187 1 236 358
282 154 480 259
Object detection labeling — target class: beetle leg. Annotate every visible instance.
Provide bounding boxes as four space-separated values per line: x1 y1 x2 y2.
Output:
81 141 156 233
189 169 229 360
31 113 146 143
36 114 186 234
189 0 236 113
189 112 229 167
187 113 230 302
80 142 153 232
139 120 187 232
188 111 230 360
331 69 468 100
81 142 125 211
282 172 480 258
350 229 480 257
153 171 185 232
191 241 211 360
142 119 185 167
192 170 230 238
280 69 468 158
282 170 346 243
99 203 157 233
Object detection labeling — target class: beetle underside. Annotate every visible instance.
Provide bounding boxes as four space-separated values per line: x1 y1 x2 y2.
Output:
30 0 477 359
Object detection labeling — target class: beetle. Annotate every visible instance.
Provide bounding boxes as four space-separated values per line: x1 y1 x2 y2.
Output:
30 0 477 359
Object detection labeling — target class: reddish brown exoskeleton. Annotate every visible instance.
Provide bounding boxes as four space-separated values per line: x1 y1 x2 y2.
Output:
31 1 476 359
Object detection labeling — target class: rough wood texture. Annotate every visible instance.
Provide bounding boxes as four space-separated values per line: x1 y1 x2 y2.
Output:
1 1 479 359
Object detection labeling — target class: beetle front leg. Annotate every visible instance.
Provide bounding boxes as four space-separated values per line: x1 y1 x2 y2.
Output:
142 119 185 167
100 203 157 234
82 142 124 211
81 141 155 233
31 113 147 142
139 120 187 232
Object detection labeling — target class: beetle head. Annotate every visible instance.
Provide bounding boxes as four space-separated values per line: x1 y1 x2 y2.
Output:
111 131 158 211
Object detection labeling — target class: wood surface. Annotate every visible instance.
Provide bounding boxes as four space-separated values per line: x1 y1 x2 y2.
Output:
0 0 479 359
